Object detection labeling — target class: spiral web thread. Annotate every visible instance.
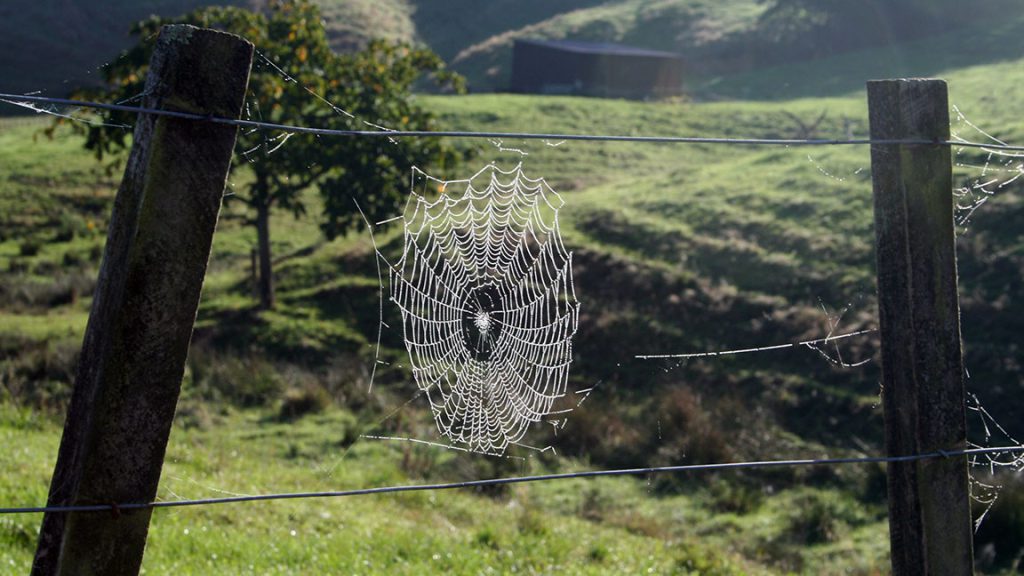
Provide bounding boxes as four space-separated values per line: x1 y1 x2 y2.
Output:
389 163 579 455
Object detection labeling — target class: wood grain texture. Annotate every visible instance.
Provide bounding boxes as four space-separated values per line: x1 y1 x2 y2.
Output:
868 78 974 576
31 25 253 576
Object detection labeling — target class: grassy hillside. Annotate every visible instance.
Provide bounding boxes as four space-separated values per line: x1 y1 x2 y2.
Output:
2 0 758 96
5 0 1016 98
699 2 1024 101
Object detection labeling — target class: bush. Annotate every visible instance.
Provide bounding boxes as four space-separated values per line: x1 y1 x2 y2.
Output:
782 490 866 546
0 272 94 310
440 452 521 499
185 350 284 407
709 481 764 514
62 251 84 267
278 384 331 421
18 241 40 257
53 228 75 243
649 386 735 494
587 543 609 564
674 540 743 576
0 336 79 412
7 259 30 274
578 485 612 521
474 527 500 549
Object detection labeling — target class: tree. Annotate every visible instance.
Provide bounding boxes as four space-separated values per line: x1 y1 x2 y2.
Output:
62 0 466 309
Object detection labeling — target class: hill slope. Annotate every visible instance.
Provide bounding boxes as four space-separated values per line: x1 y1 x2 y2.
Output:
2 0 1016 97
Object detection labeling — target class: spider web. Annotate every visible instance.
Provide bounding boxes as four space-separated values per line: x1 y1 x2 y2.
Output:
387 163 579 455
947 106 1024 529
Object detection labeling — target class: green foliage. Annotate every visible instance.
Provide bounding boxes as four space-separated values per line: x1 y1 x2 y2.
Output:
59 0 467 308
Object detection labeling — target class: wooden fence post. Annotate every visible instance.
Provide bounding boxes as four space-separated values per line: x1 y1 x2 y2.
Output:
867 79 974 575
31 25 253 576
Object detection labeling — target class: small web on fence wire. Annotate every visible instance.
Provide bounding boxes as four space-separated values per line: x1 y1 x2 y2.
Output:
946 105 1024 528
968 393 1024 530
951 104 1024 228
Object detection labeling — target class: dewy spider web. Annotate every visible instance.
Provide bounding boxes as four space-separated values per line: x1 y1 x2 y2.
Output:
388 163 579 455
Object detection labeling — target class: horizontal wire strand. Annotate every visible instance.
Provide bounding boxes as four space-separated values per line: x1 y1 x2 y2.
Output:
3 93 1024 151
1 445 1020 515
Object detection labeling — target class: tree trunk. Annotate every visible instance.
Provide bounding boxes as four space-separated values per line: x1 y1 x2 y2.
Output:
255 200 274 309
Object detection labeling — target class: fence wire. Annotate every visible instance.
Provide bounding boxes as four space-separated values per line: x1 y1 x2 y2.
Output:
1 445 1021 515
3 93 1024 151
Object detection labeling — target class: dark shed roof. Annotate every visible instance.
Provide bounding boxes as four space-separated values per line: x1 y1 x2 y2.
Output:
510 38 684 99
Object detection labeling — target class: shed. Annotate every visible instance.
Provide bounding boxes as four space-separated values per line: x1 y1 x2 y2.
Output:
509 39 684 99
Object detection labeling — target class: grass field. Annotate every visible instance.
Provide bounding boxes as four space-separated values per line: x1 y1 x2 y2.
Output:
0 402 891 575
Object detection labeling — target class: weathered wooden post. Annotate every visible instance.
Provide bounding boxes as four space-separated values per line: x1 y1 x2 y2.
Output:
32 25 252 576
867 78 974 575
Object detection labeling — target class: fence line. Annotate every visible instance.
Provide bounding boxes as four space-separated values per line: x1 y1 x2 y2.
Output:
2 93 1022 151
0 445 1020 516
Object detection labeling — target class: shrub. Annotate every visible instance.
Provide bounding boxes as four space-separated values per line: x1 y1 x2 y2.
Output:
783 490 865 546
649 386 735 494
517 505 548 537
62 251 84 267
278 384 331 421
440 452 521 499
0 272 94 310
185 350 284 407
709 481 764 514
0 336 79 412
474 527 500 549
578 486 612 522
53 228 75 243
587 544 609 564
18 241 40 257
7 259 29 274
674 541 742 576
